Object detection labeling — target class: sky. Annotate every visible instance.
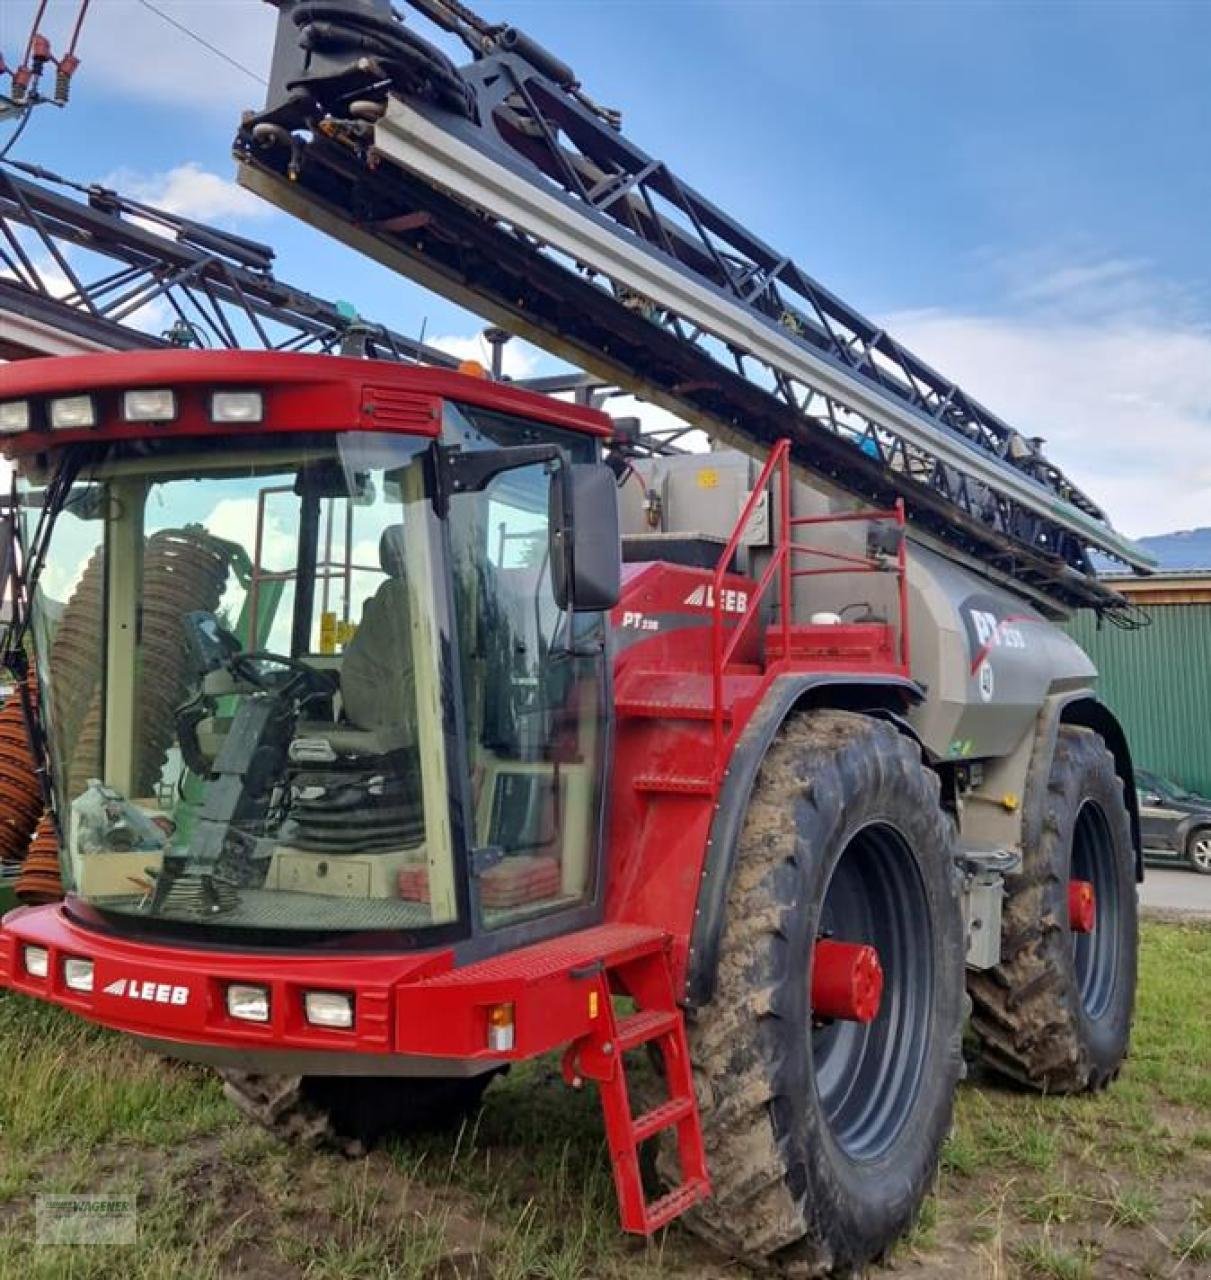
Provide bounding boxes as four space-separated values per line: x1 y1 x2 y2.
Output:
2 0 1210 538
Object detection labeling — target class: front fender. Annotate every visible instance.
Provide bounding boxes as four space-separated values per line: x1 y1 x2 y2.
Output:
684 673 921 1008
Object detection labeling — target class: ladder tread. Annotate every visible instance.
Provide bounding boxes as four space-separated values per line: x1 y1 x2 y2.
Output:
631 1096 694 1144
615 1008 681 1051
642 1178 711 1233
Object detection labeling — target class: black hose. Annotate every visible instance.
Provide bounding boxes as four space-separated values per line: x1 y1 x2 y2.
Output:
293 3 474 117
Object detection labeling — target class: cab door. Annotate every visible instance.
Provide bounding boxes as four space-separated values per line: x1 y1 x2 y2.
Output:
442 403 609 934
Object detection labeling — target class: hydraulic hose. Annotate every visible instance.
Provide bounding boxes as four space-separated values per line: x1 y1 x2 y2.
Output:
292 3 474 117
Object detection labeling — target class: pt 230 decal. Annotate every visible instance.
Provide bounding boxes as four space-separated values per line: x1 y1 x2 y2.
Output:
962 598 1035 703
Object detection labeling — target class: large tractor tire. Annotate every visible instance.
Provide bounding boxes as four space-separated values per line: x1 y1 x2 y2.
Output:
969 725 1138 1091
677 709 965 1276
220 1071 495 1150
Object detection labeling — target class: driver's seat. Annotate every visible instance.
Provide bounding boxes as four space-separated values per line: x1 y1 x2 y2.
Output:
291 526 415 760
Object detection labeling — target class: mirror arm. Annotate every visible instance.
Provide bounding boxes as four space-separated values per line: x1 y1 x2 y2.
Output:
433 442 568 516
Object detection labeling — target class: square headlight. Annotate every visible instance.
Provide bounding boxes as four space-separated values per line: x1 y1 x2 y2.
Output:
63 957 95 993
226 983 270 1023
210 391 263 424
122 389 176 422
0 401 30 434
23 945 49 979
49 395 96 430
304 990 354 1029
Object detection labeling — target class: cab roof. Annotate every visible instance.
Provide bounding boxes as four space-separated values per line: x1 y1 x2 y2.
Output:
0 349 614 455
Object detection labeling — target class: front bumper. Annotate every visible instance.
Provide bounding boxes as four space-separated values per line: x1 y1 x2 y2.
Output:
0 903 658 1070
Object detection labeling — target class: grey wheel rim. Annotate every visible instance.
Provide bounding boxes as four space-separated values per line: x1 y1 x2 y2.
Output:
1191 834 1211 871
1070 799 1122 1020
811 821 933 1163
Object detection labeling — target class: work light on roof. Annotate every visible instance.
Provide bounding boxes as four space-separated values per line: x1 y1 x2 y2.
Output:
122 389 176 422
49 395 96 430
0 402 30 434
210 390 263 424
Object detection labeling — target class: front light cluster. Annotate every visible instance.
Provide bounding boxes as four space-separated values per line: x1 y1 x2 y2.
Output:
0 387 264 435
223 984 354 1030
19 946 93 993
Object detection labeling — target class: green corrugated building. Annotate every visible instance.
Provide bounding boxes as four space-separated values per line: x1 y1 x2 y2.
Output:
1066 572 1211 795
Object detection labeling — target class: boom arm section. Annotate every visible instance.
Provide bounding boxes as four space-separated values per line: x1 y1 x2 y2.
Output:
235 0 1151 610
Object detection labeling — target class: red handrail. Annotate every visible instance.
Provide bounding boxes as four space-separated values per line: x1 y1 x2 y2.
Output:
710 439 791 770
707 451 909 782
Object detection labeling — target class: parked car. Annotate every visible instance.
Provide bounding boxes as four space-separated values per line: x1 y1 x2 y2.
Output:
1136 769 1211 875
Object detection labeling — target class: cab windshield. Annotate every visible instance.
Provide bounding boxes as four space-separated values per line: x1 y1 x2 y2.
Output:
20 431 460 936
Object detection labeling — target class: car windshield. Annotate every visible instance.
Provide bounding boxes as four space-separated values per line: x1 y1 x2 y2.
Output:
20 432 460 937
1139 773 1201 803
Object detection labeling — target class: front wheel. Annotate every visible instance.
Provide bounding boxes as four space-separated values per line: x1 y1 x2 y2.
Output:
1187 828 1211 875
221 1071 495 1149
676 709 965 1275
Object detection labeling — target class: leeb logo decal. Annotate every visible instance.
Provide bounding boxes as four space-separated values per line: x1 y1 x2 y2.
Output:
101 977 190 1006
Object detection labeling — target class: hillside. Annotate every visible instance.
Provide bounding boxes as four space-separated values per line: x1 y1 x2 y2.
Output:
1095 527 1211 574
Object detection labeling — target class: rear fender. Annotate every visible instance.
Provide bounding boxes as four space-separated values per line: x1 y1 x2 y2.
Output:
960 692 1143 883
685 673 921 1008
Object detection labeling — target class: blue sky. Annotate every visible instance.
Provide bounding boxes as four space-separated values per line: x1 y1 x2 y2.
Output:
3 0 1210 536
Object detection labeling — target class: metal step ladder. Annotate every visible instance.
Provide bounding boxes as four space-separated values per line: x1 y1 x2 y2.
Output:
561 942 710 1234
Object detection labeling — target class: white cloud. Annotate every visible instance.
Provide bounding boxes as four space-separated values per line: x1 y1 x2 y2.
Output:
429 333 543 381
102 163 273 226
886 307 1211 539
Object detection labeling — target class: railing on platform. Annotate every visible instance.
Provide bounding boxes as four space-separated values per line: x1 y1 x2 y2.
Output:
708 444 909 781
789 499 910 670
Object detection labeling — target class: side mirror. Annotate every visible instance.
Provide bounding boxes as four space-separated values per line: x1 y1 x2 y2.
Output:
550 463 621 612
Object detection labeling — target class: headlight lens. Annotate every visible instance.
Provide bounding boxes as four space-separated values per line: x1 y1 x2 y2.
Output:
0 401 30 434
63 957 95 993
210 391 263 423
49 395 97 430
122 389 176 422
23 945 49 979
226 983 270 1023
304 990 354 1029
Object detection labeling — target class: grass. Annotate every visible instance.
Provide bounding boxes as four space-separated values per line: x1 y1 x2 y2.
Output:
0 921 1207 1278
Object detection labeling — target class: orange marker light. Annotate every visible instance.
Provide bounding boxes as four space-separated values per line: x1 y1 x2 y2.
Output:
487 1002 515 1052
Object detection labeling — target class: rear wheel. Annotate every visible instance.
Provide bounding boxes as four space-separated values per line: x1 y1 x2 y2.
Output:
677 709 965 1275
969 725 1138 1091
1187 828 1211 875
221 1071 495 1150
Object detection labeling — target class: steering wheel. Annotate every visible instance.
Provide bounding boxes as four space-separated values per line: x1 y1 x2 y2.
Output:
232 650 335 698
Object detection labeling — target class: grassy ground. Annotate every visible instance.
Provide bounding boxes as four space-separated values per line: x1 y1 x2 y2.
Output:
0 921 1207 1279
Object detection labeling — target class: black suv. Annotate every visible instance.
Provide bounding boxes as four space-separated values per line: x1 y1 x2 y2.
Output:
1136 769 1211 875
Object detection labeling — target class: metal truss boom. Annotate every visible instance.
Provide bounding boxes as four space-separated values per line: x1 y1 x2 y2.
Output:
234 0 1150 611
